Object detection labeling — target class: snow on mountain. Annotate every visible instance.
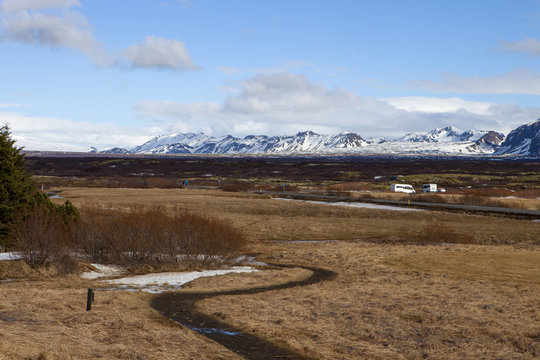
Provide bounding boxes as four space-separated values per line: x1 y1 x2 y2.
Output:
128 125 506 156
13 135 89 152
496 119 540 156
398 126 489 143
18 120 540 157
131 131 368 155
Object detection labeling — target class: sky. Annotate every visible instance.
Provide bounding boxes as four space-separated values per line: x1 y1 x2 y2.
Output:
1 0 540 150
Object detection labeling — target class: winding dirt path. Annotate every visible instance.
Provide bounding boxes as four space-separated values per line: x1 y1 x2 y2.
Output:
151 264 337 360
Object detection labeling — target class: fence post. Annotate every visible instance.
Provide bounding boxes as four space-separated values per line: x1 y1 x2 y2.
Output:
86 288 94 311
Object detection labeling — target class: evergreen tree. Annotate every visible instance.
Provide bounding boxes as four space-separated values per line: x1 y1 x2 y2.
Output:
0 125 35 240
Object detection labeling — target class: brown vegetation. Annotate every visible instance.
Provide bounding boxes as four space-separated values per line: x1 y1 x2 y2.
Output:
9 202 247 274
1 187 539 359
75 206 247 271
404 218 476 244
48 188 540 245
11 206 74 269
197 241 540 359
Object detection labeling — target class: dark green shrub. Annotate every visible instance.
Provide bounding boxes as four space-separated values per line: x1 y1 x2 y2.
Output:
0 125 35 244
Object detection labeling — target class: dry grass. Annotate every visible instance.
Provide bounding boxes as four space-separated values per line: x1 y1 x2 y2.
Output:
404 218 476 244
49 187 540 244
360 190 540 211
1 187 539 359
388 248 540 285
0 277 243 359
197 242 540 359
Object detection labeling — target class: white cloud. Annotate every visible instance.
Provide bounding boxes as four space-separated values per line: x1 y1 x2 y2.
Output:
134 72 540 138
122 36 198 71
499 38 540 56
381 96 495 115
0 2 199 70
0 0 79 13
222 73 359 114
1 111 154 149
0 103 25 108
410 68 540 95
134 100 220 120
0 0 111 65
4 73 538 150
219 66 241 74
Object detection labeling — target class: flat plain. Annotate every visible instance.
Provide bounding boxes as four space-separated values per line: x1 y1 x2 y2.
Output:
1 156 540 359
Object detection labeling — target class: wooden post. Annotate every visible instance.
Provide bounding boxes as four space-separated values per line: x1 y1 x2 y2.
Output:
86 288 94 311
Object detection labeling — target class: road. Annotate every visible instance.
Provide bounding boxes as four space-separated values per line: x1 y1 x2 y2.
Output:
256 191 540 219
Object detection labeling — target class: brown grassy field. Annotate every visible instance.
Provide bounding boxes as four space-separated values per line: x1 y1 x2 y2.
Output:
1 188 539 359
50 187 540 244
198 242 540 359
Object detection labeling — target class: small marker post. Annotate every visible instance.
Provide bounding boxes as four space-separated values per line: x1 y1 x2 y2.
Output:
86 288 94 311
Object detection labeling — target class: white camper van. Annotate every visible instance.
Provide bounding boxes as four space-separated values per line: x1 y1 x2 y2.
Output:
422 184 438 193
391 184 416 194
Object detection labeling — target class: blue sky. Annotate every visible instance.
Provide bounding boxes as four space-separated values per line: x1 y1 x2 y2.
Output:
1 0 540 150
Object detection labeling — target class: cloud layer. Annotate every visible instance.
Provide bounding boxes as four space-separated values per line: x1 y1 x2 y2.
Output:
0 0 110 64
0 0 197 69
122 36 197 71
410 68 540 95
0 0 79 12
6 72 539 150
499 38 540 57
1 110 157 149
135 72 540 138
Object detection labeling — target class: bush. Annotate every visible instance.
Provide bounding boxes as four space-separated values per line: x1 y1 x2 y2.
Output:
54 254 80 275
0 125 36 243
11 206 73 268
406 219 475 245
221 180 254 192
143 177 179 188
74 206 247 271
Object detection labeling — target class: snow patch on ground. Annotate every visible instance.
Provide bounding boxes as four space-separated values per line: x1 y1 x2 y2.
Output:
105 266 257 293
276 198 424 212
235 255 267 266
80 264 126 279
0 252 21 261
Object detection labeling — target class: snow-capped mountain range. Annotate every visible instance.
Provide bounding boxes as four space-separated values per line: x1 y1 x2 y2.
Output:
496 120 540 156
129 131 368 155
105 125 514 156
17 119 540 157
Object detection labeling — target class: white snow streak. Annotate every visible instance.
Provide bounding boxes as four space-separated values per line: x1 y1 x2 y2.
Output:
276 198 424 212
80 264 125 279
0 252 21 261
105 266 257 293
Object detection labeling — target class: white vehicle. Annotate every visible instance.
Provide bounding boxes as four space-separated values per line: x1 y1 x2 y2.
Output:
391 184 416 194
422 184 438 193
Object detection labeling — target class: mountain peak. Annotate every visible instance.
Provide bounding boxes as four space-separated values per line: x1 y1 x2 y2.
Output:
85 120 540 158
296 130 318 137
498 120 540 156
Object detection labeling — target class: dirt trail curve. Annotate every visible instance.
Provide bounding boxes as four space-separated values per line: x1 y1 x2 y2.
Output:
151 264 337 360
